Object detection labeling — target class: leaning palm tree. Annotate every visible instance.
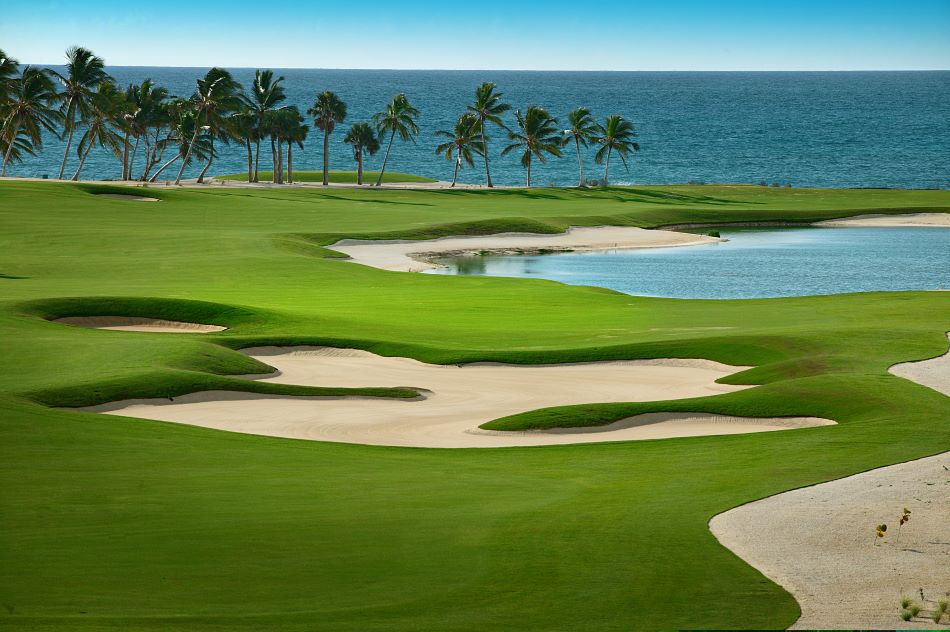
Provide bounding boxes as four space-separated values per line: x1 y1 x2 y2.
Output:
307 90 347 186
125 79 169 180
372 93 419 187
243 69 285 182
148 106 212 182
53 46 111 179
72 81 125 181
434 112 484 187
1 67 62 176
501 106 562 187
343 122 380 185
175 68 243 185
0 129 37 171
563 107 599 186
594 114 640 186
466 82 510 188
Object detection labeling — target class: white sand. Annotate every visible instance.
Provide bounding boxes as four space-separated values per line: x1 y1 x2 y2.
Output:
328 226 721 272
711 452 950 630
96 193 160 202
815 213 950 227
889 333 950 397
54 316 226 333
82 346 833 447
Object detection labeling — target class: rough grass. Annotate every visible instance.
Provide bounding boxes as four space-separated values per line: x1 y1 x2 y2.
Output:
0 180 949 631
215 170 437 183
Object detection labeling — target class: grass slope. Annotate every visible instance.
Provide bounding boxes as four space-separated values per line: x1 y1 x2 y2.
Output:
0 181 949 630
216 170 437 183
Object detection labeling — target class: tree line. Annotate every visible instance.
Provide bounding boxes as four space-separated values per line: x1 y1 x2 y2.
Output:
0 47 640 187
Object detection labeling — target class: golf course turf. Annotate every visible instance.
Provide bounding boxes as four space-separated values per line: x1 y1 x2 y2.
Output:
1 181 948 630
216 169 437 183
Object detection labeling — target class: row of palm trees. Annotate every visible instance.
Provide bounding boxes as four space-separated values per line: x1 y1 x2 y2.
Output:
1 46 641 187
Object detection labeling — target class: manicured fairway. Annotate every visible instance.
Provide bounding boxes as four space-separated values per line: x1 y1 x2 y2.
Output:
216 169 437 183
1 181 949 630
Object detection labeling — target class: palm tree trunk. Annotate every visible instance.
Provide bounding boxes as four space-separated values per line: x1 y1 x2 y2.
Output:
149 154 180 182
375 129 396 187
575 136 585 186
287 142 293 184
270 136 277 183
129 135 140 181
253 137 261 182
175 124 202 185
245 140 253 182
357 151 363 185
276 139 283 184
72 143 93 181
322 128 329 186
58 105 75 179
121 131 130 180
452 147 460 187
197 137 214 183
482 119 493 188
1 122 21 176
526 156 531 188
604 146 612 186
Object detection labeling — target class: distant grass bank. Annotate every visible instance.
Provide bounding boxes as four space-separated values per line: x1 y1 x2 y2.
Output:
215 170 437 184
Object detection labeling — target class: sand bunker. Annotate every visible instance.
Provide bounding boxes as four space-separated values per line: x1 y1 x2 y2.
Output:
54 316 226 333
329 226 720 272
815 212 950 228
711 452 950 630
82 346 833 447
96 193 160 202
889 333 950 397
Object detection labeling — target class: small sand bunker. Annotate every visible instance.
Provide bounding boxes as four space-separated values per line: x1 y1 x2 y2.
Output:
329 226 720 272
54 316 226 333
815 212 950 227
82 346 833 447
96 193 160 202
889 333 950 397
710 452 950 630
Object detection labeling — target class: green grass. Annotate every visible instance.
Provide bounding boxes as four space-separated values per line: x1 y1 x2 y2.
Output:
215 169 437 183
1 180 949 630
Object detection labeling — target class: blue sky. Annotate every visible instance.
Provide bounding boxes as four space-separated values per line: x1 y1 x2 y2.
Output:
3 0 949 70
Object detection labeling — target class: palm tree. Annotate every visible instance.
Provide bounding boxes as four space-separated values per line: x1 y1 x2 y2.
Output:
72 81 125 181
343 122 379 185
174 68 243 185
0 130 36 170
563 107 598 186
125 79 169 180
1 67 62 177
148 106 212 182
228 110 257 182
594 115 640 186
307 90 347 186
243 69 285 182
466 82 510 188
140 99 173 182
501 106 562 187
286 118 309 184
0 49 19 105
434 113 484 187
267 106 303 184
52 47 111 180
372 93 419 187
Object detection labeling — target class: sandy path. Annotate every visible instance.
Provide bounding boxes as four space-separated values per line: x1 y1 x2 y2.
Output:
815 213 950 227
54 316 226 333
711 452 950 629
328 226 720 272
890 333 950 397
81 346 832 448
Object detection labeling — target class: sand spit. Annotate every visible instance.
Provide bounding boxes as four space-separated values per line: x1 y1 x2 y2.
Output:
889 333 950 397
82 346 834 448
54 316 226 333
710 452 950 630
328 226 721 272
815 213 950 227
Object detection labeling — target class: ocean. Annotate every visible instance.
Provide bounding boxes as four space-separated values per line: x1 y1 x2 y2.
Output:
10 69 950 188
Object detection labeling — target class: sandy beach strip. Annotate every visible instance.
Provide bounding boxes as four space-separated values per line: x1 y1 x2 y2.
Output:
54 316 226 333
328 226 721 272
80 346 833 448
815 212 950 227
710 452 950 630
889 333 950 397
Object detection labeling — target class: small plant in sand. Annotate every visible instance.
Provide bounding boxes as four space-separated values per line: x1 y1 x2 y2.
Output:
933 596 948 623
895 507 911 543
874 522 887 544
899 595 922 621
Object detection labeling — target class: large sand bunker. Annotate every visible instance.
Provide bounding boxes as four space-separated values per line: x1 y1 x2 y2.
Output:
82 346 833 447
815 212 950 227
889 333 950 397
711 452 950 630
329 226 720 272
54 316 226 333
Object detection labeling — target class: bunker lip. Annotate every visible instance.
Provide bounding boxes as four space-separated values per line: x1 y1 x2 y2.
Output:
328 225 722 272
53 316 226 333
814 212 950 227
888 332 950 397
77 345 836 448
94 193 161 202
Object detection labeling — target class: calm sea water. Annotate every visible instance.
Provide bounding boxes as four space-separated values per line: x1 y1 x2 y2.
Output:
428 228 950 298
11 69 950 188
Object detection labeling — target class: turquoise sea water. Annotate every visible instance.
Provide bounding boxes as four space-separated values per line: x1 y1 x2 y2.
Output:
427 228 950 298
11 69 950 188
